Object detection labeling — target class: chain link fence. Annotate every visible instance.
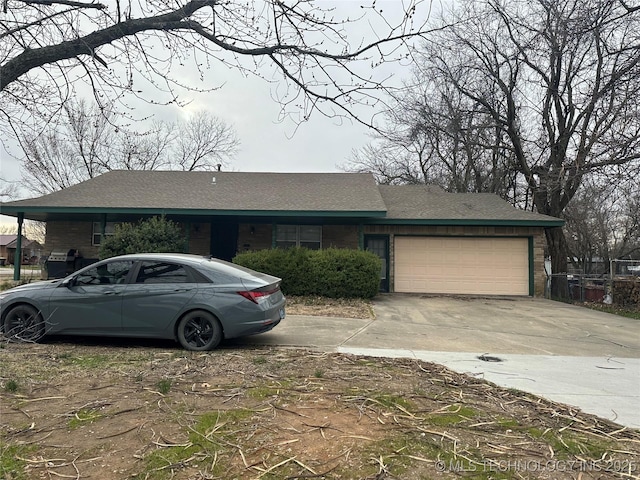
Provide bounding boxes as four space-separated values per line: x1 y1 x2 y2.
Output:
545 259 640 306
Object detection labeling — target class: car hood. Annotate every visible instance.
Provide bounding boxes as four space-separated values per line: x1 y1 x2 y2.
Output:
2 279 62 294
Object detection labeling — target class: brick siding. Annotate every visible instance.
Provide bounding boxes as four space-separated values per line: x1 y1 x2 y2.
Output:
236 224 359 252
188 222 211 255
45 221 98 259
45 220 547 296
237 224 273 252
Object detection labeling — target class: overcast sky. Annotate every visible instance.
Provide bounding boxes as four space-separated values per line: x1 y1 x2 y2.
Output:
0 69 376 183
0 0 433 226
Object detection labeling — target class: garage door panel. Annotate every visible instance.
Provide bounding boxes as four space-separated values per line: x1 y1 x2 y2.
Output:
394 237 529 295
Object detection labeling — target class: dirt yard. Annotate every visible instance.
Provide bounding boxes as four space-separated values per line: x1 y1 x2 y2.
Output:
1 334 639 480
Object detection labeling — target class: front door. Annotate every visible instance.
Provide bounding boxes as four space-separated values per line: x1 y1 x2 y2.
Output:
364 235 389 292
210 221 239 261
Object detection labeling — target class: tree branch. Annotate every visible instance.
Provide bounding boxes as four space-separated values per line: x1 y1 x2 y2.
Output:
20 0 106 9
1 0 216 90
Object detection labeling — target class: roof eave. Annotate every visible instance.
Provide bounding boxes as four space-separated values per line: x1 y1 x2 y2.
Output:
0 206 388 218
364 218 565 227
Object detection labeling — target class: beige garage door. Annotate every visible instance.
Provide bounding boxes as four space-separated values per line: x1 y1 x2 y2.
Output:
394 237 529 295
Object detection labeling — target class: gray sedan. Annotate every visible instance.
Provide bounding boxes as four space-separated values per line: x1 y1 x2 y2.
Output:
0 253 285 351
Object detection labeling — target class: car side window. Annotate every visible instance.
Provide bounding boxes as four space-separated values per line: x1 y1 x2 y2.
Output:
135 261 189 284
75 260 134 286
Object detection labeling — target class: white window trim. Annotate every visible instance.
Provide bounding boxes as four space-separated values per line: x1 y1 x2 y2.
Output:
275 225 322 249
92 222 118 246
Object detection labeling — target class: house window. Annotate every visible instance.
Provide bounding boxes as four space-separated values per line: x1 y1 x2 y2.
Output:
92 222 118 246
276 225 322 250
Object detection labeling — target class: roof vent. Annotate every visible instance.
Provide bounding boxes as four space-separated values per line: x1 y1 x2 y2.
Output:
211 176 216 185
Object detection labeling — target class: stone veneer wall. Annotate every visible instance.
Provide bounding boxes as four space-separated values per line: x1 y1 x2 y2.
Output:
363 225 547 296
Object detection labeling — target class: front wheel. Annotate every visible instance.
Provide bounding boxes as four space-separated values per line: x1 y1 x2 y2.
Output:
3 304 44 343
176 310 222 351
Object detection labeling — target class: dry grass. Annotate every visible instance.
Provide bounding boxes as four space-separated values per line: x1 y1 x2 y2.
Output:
1 341 639 480
2 295 639 479
285 295 374 319
578 301 640 320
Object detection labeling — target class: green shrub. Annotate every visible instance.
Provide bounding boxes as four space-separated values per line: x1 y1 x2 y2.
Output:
233 248 381 299
98 216 186 259
312 248 381 298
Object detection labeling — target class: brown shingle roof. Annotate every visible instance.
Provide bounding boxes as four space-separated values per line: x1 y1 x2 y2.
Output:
0 234 18 246
378 185 561 222
1 172 563 225
5 171 387 213
5 237 41 249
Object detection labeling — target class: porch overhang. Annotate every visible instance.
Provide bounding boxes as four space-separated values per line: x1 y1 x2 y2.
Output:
0 206 387 223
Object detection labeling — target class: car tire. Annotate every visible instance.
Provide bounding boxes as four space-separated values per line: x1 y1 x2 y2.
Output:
4 304 44 343
176 310 222 351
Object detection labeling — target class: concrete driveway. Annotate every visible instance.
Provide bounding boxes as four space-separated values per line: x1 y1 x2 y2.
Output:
239 295 640 428
351 295 640 357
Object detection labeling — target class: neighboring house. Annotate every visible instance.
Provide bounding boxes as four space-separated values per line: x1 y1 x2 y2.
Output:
0 234 42 265
0 171 564 296
0 234 14 257
0 234 16 265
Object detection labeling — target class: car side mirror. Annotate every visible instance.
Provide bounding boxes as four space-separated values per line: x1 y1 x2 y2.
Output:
62 277 75 288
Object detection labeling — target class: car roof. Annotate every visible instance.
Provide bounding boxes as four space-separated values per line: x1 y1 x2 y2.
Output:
108 253 210 265
92 253 280 283
105 253 249 271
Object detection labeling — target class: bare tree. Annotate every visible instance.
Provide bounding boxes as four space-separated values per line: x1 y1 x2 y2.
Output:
19 100 104 194
17 99 238 194
565 178 640 273
174 111 239 171
0 221 45 244
349 0 640 298
0 0 433 137
116 121 174 172
0 177 19 200
345 81 527 206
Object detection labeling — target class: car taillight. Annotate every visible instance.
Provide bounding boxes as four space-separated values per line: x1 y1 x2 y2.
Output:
237 288 278 304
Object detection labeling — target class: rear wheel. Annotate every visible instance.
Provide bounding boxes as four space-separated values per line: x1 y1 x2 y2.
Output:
4 304 44 343
176 310 222 351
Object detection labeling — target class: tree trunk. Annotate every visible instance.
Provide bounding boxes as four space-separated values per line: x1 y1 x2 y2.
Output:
545 227 570 300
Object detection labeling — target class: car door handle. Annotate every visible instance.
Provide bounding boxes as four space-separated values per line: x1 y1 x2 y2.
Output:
103 290 120 295
173 288 193 293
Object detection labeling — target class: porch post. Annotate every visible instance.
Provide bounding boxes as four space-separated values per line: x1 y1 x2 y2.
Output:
358 224 364 250
13 212 24 281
